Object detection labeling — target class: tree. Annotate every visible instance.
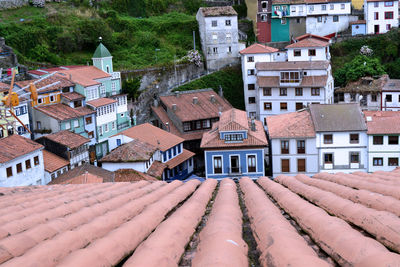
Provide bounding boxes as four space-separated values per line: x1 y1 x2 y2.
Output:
334 55 385 87
122 77 141 101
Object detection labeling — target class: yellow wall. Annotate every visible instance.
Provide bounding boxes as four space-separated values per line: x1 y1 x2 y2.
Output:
245 0 258 36
0 92 16 138
31 93 61 107
352 0 364 10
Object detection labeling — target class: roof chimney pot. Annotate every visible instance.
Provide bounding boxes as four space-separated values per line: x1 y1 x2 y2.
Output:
210 94 216 103
193 97 198 104
172 104 177 111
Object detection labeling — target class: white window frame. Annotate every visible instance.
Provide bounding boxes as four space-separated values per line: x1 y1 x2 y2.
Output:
212 155 223 174
65 121 71 130
74 119 79 128
104 123 109 132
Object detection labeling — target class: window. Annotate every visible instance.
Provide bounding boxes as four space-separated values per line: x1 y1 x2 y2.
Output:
196 121 201 129
6 167 12 178
248 97 256 104
247 56 254 62
324 153 333 163
295 88 303 96
98 126 103 136
212 33 218 40
280 102 287 110
37 98 43 104
168 149 172 159
371 94 377 102
291 6 296 12
350 134 359 144
373 157 383 166
50 95 55 102
281 140 289 154
373 135 383 145
387 24 392 31
261 1 267 9
296 18 300 23
280 72 300 83
386 94 392 102
264 102 272 110
225 19 231 26
324 134 333 144
322 4 326 10
389 158 399 166
213 47 218 54
261 15 267 21
183 122 191 132
374 12 379 20
309 5 314 11
263 88 271 96
311 88 320 96
248 69 255 76
281 159 290 172
341 3 345 9
112 121 116 130
308 49 316 56
202 120 211 128
213 156 222 173
297 140 305 154
385 11 394 19
333 15 339 22
104 123 109 132
389 136 398 145
248 84 255 90
34 156 40 166
178 144 182 153
317 16 322 23
25 159 31 170
247 155 256 173
350 152 359 163
36 121 41 130
297 159 306 172
374 1 379 7
88 131 94 139
384 1 393 6
85 117 92 125
227 46 232 53
280 88 287 96
16 163 22 173
225 134 244 141
250 112 256 119
74 120 79 128
65 121 71 130
294 49 301 57
212 20 217 27
330 4 334 9
296 102 303 111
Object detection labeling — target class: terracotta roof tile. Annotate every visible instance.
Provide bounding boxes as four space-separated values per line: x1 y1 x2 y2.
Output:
42 130 90 149
114 169 158 182
165 149 195 169
34 103 95 121
335 75 388 93
256 61 330 71
48 163 114 184
383 79 400 91
240 43 279 54
350 20 366 24
0 135 43 163
15 75 74 94
364 111 400 134
86 97 117 108
160 89 232 122
42 150 69 173
286 38 329 49
61 92 85 101
199 6 237 16
57 172 104 184
266 109 316 138
100 139 157 163
0 82 9 92
257 75 328 87
57 66 111 87
117 123 184 152
147 160 167 178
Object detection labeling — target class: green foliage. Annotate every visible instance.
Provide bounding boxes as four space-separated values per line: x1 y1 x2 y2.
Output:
233 2 247 18
174 66 245 110
334 55 385 87
123 77 142 100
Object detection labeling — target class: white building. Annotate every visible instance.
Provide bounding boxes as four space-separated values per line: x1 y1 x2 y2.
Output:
0 135 45 186
42 150 69 184
310 103 368 173
196 6 245 70
12 101 30 138
382 78 400 111
364 111 400 172
364 0 399 34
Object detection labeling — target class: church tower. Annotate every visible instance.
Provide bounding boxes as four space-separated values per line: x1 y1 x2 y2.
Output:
92 37 113 74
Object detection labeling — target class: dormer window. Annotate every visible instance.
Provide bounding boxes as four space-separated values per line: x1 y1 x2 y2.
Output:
261 1 268 9
225 133 243 142
280 72 300 83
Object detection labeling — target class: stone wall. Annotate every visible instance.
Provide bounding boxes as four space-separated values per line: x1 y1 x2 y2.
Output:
122 63 207 124
0 0 29 10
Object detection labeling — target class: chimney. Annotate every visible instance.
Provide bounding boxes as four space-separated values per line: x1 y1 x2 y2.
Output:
218 106 222 117
175 91 180 98
219 85 223 97
172 104 177 111
210 94 216 103
165 122 170 132
251 118 256 131
193 97 198 104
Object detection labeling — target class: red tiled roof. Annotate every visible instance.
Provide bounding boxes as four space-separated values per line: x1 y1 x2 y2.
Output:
86 97 117 108
34 103 95 121
364 111 400 134
160 89 232 122
296 33 330 42
57 66 111 87
0 82 9 92
239 43 279 54
286 34 330 49
0 135 43 163
48 163 114 184
61 92 85 101
199 6 237 16
15 75 74 94
117 123 184 152
57 172 104 184
42 150 69 173
147 160 167 178
165 149 195 169
201 109 268 148
256 61 330 71
43 130 90 149
350 20 366 24
114 169 158 182
266 109 316 138
257 75 328 87
100 139 157 163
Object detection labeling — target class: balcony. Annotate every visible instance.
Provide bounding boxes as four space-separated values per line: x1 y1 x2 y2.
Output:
112 72 121 79
117 121 130 131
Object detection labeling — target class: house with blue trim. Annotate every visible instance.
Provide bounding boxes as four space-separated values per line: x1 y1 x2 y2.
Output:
201 108 268 179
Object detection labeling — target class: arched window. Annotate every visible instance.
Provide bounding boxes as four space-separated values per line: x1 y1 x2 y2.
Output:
106 66 110 73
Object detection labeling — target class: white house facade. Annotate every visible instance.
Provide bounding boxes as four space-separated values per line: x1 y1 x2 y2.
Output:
364 0 399 34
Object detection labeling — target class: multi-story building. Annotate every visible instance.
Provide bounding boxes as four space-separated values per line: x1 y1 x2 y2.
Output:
256 0 272 43
364 111 400 172
42 150 69 184
0 135 45 186
382 78 400 111
201 108 268 179
364 0 399 34
196 6 246 70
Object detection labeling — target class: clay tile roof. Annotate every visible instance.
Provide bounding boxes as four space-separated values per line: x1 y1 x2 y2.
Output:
159 89 232 122
43 130 90 149
0 135 43 163
256 61 330 71
61 92 85 101
363 111 400 134
86 97 117 108
117 123 184 152
383 79 400 91
15 75 74 93
266 109 316 138
147 160 167 178
350 20 366 24
42 150 69 173
286 34 330 49
199 6 237 16
57 66 111 87
57 172 104 184
257 76 280 87
34 103 94 121
100 139 157 163
240 43 279 54
0 82 9 92
165 149 195 169
48 163 114 184
257 75 327 87
114 169 158 182
201 108 268 149
335 75 388 93
310 103 367 132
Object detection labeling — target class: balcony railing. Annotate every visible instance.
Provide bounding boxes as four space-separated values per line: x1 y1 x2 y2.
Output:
112 72 121 79
117 121 130 131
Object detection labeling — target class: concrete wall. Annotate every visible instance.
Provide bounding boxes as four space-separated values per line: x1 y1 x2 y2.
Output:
289 17 307 39
365 0 399 34
352 24 366 35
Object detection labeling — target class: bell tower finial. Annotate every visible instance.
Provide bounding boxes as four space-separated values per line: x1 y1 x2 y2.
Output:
98 36 102 42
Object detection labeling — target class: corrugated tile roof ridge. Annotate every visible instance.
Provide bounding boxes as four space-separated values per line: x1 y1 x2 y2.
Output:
57 180 200 267
1 181 166 266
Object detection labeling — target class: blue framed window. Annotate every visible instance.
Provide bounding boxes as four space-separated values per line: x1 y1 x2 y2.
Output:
163 152 167 162
177 144 182 153
116 139 121 146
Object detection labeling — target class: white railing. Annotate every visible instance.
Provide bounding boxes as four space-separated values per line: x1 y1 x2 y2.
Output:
112 72 121 79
